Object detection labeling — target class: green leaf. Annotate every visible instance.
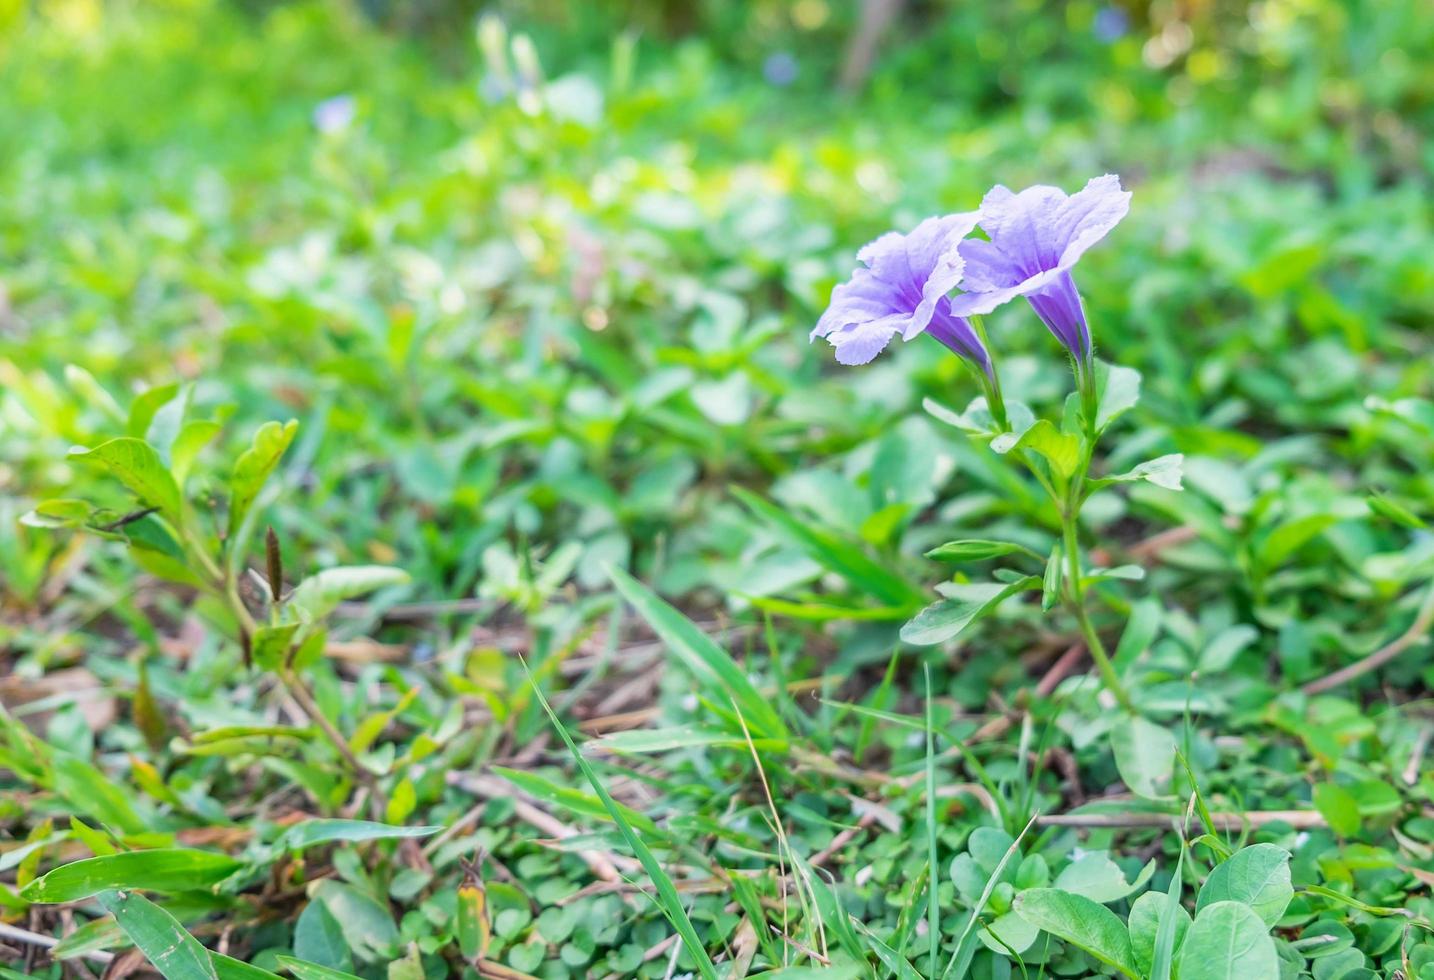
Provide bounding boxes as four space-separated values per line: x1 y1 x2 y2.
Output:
1176 901 1278 980
1112 598 1162 674
211 954 285 980
171 419 222 488
97 890 218 980
22 849 244 902
1111 715 1177 799
1042 542 1063 612
494 766 658 835
228 419 298 539
1095 362 1142 431
524 666 719 980
68 438 182 521
1150 841 1187 980
288 566 409 623
1197 624 1259 673
274 956 367 980
991 419 1079 479
1053 851 1156 903
312 880 397 962
924 539 1040 563
276 820 442 853
589 726 783 754
1367 492 1426 529
607 563 787 740
1129 888 1191 978
899 578 1040 646
1012 888 1140 978
1091 453 1184 491
19 499 92 529
294 898 353 972
1196 844 1293 929
251 622 301 671
732 486 924 608
1313 782 1361 837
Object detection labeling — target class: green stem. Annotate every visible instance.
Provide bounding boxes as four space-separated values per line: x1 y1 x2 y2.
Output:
1061 499 1134 712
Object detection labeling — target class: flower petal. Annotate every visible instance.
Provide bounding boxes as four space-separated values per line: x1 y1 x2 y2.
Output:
810 269 900 340
906 212 980 339
977 183 1068 272
1051 174 1130 268
822 312 913 365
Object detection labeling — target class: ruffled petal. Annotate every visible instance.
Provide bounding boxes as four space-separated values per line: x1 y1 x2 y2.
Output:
956 238 1025 292
906 212 980 339
1051 174 1130 269
977 183 1068 273
810 268 900 341
822 312 913 365
947 265 1064 317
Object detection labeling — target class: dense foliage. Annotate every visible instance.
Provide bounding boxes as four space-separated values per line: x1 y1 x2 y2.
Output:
1 1 1432 978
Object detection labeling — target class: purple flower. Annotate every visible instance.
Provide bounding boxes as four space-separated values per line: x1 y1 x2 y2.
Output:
949 175 1130 365
811 212 990 372
763 52 799 87
313 94 356 134
1093 6 1129 42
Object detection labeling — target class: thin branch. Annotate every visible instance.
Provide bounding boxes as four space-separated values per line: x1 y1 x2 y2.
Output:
1301 580 1434 695
0 921 114 964
1039 809 1327 830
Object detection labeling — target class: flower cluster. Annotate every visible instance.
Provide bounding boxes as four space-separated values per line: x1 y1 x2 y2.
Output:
811 175 1130 412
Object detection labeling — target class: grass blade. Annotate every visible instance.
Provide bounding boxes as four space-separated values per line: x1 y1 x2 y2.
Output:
607 563 787 741
524 662 719 980
944 812 1038 980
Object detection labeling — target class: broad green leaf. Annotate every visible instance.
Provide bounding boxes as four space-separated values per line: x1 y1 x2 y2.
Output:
1092 453 1184 491
991 419 1079 479
1112 598 1162 674
171 420 222 487
312 880 398 962
732 487 924 608
277 820 442 853
1095 362 1142 431
1013 888 1140 978
22 849 244 902
294 898 353 972
1313 782 1360 837
1198 624 1260 673
1128 889 1191 977
1053 851 1156 903
227 419 297 539
899 578 1039 646
98 890 218 980
288 566 409 623
607 563 786 740
68 438 182 521
1112 715 1177 799
1177 901 1278 980
1196 844 1293 929
127 383 182 440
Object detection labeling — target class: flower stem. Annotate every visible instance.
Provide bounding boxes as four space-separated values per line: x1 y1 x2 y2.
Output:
1061 498 1134 712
